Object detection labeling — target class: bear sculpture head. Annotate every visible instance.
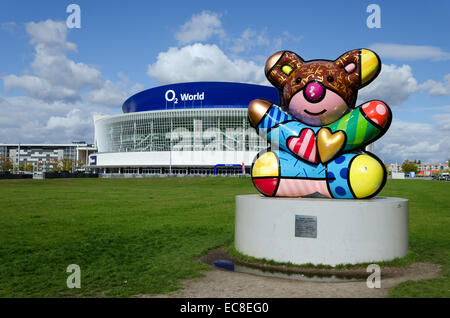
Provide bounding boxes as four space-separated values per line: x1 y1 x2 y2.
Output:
265 49 381 126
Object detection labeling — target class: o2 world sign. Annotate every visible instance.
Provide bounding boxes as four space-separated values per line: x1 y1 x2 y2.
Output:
165 89 205 105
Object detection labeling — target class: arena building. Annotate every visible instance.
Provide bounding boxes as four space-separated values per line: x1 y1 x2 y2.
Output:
90 82 279 175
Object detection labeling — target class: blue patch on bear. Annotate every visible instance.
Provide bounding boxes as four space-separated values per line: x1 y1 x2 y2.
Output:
326 153 358 199
335 186 346 196
327 171 335 183
335 155 346 164
340 168 348 179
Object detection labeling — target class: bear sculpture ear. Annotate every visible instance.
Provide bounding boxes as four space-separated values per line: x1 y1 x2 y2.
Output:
265 51 303 90
334 49 381 89
359 49 381 86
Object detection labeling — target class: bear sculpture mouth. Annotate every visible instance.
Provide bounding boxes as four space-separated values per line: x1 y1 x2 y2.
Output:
304 109 327 116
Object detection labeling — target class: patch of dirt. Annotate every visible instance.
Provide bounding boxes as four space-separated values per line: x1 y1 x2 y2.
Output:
135 247 443 298
197 247 425 279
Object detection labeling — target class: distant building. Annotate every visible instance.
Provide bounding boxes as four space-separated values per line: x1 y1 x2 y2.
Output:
387 163 401 173
0 142 97 171
386 161 448 176
417 163 447 171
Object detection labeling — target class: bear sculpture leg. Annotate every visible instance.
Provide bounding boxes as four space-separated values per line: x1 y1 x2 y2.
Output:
251 150 331 198
252 151 386 199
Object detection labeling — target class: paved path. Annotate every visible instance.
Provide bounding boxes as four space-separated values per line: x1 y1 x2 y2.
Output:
140 262 442 298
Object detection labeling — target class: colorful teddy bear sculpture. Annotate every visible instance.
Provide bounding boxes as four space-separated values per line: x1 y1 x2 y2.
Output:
249 49 392 199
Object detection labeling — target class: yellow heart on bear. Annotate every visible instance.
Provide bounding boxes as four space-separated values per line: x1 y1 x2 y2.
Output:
317 128 346 163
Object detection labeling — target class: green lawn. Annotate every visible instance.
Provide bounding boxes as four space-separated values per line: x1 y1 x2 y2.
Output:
0 178 448 297
380 179 450 297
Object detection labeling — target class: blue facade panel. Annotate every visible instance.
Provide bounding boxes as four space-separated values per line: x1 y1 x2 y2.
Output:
122 81 280 113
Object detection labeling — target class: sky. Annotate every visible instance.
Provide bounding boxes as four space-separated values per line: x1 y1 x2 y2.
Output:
0 0 449 164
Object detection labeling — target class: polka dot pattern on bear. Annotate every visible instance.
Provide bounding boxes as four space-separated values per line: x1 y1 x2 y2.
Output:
376 104 386 115
340 168 348 179
326 153 358 199
327 171 335 183
335 155 345 164
361 100 389 128
335 186 346 196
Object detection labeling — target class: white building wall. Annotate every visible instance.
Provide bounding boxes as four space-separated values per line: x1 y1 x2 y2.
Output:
94 151 258 167
92 108 267 168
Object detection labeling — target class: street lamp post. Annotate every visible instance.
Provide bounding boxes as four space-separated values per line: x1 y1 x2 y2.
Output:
17 143 20 174
169 118 173 175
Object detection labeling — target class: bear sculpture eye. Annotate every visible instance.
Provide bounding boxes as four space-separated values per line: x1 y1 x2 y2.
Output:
327 76 334 83
296 77 302 84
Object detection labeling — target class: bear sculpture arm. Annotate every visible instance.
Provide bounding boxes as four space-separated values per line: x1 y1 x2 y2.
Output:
248 99 319 163
324 100 392 153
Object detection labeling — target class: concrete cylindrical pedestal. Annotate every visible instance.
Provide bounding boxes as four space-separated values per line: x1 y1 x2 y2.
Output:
235 195 409 266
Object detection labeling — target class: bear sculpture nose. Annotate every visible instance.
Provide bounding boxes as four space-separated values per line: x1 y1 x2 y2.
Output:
304 82 325 102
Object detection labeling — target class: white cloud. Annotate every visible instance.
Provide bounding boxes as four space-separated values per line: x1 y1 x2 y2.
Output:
418 73 450 96
0 97 15 128
370 43 450 61
434 113 450 131
46 108 90 131
2 20 102 102
157 11 302 86
230 28 270 53
406 105 450 112
0 19 142 144
0 96 90 143
230 28 302 57
147 43 267 85
26 19 77 54
350 61 450 163
2 74 78 102
0 94 118 144
85 74 144 107
175 11 224 45
31 51 102 90
357 64 418 106
376 118 450 164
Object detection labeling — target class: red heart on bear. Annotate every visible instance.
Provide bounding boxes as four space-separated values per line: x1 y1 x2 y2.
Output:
287 128 318 163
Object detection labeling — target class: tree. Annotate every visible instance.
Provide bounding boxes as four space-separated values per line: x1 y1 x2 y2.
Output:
48 158 62 172
48 158 74 172
36 160 44 171
61 159 74 172
401 160 418 174
0 156 13 171
75 159 85 170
